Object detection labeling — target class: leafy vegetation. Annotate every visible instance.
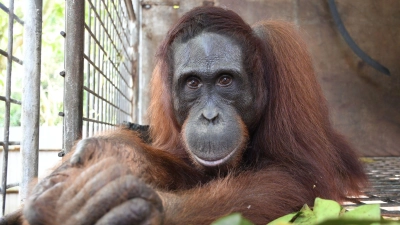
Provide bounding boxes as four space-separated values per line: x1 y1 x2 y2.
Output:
213 198 400 225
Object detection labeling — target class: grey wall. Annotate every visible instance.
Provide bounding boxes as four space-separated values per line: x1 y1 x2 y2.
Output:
138 0 400 156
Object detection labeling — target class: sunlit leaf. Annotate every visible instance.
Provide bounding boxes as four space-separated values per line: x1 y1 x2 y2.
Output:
313 198 342 223
294 204 317 225
341 204 381 222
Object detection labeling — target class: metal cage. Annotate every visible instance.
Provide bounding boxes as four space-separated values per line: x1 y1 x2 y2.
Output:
63 0 138 154
0 0 138 215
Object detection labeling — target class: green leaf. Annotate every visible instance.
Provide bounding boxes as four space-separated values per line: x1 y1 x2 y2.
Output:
293 204 317 225
341 204 381 221
267 212 298 225
211 213 254 225
339 207 347 217
313 198 342 223
318 218 390 225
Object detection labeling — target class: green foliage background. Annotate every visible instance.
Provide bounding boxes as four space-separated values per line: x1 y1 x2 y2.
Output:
0 0 65 127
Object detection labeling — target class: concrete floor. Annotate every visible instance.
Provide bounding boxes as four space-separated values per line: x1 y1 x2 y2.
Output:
138 0 400 156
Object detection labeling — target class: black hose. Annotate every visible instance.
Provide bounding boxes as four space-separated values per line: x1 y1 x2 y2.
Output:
328 0 390 76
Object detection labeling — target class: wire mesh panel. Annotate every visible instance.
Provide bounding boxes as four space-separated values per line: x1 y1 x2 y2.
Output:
82 0 136 138
62 0 136 154
363 157 400 217
0 0 24 215
344 157 400 218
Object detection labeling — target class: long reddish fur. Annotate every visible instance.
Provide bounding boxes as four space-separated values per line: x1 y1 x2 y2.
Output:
15 6 367 225
147 6 367 223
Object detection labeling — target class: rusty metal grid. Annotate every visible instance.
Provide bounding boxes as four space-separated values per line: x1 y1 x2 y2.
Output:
82 0 135 139
345 157 400 218
0 0 23 215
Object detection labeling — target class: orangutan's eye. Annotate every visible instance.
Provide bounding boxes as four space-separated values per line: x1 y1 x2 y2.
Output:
217 75 233 87
187 77 202 89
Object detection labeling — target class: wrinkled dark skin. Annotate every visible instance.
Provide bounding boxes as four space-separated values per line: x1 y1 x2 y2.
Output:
172 32 256 169
24 157 164 225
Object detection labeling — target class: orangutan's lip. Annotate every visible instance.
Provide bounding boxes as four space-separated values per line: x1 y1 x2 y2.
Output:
193 147 238 167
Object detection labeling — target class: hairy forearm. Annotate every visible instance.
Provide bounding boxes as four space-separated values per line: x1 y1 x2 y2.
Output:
69 128 205 190
160 168 311 225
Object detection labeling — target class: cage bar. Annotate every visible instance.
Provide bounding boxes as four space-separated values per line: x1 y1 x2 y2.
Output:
1 0 15 216
20 0 43 203
0 0 26 215
64 0 85 154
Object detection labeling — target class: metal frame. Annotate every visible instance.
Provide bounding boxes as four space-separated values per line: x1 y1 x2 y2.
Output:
62 0 137 154
20 0 43 203
345 157 400 217
1 0 138 214
0 0 24 216
63 0 85 154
